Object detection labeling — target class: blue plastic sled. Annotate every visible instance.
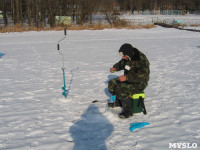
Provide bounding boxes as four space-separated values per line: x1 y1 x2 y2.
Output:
129 122 150 132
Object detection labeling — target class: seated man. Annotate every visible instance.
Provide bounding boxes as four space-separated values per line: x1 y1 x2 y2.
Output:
108 43 150 118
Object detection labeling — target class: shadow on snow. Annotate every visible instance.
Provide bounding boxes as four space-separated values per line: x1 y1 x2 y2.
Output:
70 104 114 150
64 67 79 97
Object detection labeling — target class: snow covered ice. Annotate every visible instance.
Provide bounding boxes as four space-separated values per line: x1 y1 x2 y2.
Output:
0 26 200 150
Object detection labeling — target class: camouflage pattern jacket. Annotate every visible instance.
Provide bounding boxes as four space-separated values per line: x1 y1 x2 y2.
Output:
113 51 150 89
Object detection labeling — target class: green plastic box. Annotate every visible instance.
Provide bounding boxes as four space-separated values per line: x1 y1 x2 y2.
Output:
130 92 145 113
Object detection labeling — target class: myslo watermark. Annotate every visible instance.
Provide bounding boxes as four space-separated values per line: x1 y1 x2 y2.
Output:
169 143 198 149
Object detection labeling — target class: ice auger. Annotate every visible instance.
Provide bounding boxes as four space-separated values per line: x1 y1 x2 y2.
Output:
57 29 68 98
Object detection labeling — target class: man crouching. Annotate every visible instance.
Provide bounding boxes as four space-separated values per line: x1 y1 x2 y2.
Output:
108 43 150 118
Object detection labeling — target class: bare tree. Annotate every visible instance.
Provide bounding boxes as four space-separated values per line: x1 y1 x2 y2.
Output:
2 0 8 26
46 0 60 27
25 0 32 26
100 0 119 25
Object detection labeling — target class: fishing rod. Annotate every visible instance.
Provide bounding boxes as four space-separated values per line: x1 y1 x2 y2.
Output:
57 28 68 98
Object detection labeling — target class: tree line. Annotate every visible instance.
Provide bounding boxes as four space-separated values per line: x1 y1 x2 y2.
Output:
0 0 200 27
118 0 200 12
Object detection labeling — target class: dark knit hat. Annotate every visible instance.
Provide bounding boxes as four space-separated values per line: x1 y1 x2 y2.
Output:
119 43 140 61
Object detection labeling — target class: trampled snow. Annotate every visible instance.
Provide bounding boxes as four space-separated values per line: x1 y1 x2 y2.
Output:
0 26 200 150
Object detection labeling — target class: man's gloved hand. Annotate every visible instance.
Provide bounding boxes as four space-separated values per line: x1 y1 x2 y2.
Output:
110 68 117 73
118 75 126 82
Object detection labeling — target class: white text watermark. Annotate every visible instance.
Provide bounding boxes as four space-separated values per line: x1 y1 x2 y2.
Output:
169 143 198 149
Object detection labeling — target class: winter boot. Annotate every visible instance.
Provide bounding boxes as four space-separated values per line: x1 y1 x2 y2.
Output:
118 97 133 118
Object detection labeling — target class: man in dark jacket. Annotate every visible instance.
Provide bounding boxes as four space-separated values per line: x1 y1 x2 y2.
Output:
108 43 150 118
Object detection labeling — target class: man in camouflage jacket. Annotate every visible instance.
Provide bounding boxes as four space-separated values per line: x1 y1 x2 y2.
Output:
108 43 150 118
